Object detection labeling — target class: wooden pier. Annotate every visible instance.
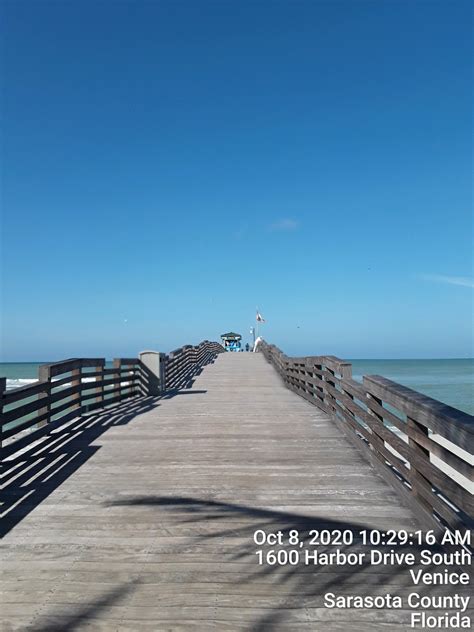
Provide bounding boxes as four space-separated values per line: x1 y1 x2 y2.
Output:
1 342 472 631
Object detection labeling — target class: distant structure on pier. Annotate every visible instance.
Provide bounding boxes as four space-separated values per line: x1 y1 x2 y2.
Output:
220 331 242 352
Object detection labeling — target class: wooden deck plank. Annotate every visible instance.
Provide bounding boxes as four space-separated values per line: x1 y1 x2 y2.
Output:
2 353 465 631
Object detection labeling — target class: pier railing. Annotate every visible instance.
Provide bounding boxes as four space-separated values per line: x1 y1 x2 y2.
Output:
1 340 223 462
260 340 473 532
166 341 224 389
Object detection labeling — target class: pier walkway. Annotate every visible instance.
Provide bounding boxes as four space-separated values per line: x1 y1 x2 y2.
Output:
2 350 472 631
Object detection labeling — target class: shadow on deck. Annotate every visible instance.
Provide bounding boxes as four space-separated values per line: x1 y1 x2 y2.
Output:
25 495 467 632
1 397 161 538
1 355 222 538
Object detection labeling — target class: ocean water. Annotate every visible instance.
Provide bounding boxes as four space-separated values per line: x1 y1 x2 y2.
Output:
0 362 114 392
350 359 473 415
1 359 473 415
0 363 46 390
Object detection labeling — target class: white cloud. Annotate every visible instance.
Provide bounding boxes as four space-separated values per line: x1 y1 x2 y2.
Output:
419 274 474 288
268 218 299 231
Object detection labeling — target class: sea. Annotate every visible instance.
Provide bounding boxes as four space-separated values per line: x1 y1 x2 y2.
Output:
349 359 473 415
1 358 473 415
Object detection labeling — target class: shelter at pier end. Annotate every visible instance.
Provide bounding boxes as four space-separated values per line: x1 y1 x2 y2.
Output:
220 331 242 352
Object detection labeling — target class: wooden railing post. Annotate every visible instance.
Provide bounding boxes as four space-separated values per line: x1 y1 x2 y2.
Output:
70 363 82 413
113 359 122 400
324 365 337 415
317 362 326 407
341 382 356 425
95 361 105 408
338 361 355 421
407 415 433 514
132 363 139 397
38 364 52 427
282 356 288 386
0 377 6 465
340 363 352 380
304 358 314 402
183 345 192 367
366 392 384 455
139 351 166 395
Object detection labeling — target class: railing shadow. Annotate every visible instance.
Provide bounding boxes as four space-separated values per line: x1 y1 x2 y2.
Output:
1 397 160 538
162 389 208 398
1 354 220 538
165 352 220 391
105 495 472 630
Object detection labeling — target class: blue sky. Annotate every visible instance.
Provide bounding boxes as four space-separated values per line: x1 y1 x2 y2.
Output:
1 0 472 360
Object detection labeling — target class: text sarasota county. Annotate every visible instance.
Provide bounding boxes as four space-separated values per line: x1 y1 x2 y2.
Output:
253 528 471 629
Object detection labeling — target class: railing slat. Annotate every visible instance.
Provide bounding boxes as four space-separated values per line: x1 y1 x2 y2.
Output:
260 339 473 532
1 341 224 467
363 375 473 450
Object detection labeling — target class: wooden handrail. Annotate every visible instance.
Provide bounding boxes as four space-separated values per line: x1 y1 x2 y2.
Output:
260 339 473 532
1 340 224 463
363 375 473 450
165 341 224 389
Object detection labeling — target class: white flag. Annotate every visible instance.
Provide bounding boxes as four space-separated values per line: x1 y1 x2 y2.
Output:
256 311 265 323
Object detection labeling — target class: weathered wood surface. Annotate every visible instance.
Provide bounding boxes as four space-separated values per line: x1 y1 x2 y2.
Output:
1 341 223 462
260 341 473 532
1 353 470 631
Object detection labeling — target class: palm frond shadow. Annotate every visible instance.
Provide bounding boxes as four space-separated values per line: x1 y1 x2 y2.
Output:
107 495 469 630
29 580 138 632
